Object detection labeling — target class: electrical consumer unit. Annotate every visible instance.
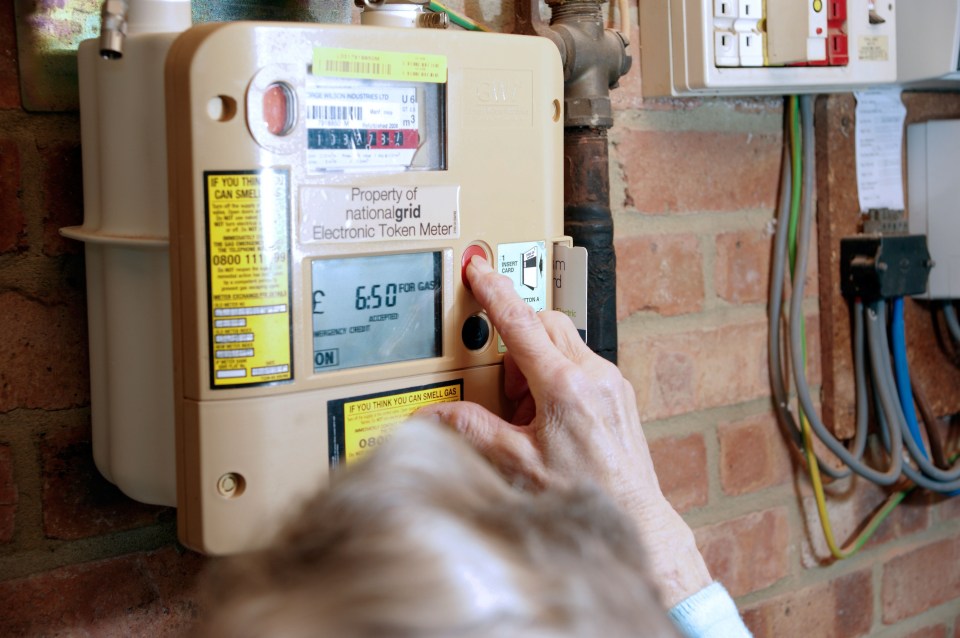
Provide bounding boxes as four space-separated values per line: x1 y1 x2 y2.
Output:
164 22 565 554
639 0 898 96
907 119 960 299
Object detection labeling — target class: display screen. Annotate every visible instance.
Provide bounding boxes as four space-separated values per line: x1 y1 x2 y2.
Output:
312 252 442 371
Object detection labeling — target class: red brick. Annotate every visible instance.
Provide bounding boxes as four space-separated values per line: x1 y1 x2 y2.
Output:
801 482 931 566
0 2 19 109
0 138 26 253
0 546 203 636
619 130 781 214
718 413 791 496
903 625 948 638
743 569 873 637
940 492 960 521
0 291 89 412
40 140 84 256
620 319 769 420
0 443 15 543
0 505 11 543
0 443 14 503
616 234 704 319
695 507 790 597
758 217 821 330
715 229 771 304
732 97 785 115
648 433 708 513
41 423 173 540
882 538 960 623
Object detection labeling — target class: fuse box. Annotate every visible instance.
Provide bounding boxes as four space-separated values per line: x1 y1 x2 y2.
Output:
639 0 897 96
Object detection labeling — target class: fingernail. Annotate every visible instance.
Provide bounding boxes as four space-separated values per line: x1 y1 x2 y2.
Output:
469 254 493 274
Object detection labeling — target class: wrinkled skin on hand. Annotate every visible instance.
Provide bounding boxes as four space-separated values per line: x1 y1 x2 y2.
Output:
418 256 712 608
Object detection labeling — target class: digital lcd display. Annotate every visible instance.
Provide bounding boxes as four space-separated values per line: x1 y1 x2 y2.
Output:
311 252 442 371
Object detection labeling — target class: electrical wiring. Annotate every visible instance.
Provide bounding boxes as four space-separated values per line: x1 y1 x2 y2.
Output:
772 93 960 560
890 297 927 460
768 100 854 479
787 95 803 275
868 302 960 491
871 303 960 483
770 95 903 560
428 1 491 31
789 95 904 486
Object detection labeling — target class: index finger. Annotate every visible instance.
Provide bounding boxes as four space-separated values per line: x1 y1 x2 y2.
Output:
466 256 570 384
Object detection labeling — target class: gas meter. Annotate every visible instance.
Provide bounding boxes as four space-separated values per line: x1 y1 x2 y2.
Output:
163 22 566 554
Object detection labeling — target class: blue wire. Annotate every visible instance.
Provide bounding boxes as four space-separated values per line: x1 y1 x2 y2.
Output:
890 297 928 460
893 299 960 496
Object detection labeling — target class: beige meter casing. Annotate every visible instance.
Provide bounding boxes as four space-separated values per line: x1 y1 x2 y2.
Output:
165 22 565 554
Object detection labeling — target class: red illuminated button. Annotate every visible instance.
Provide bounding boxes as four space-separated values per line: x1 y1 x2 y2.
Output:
461 244 488 290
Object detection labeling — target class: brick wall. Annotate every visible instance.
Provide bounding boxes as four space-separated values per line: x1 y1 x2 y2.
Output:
607 8 960 638
1 2 959 636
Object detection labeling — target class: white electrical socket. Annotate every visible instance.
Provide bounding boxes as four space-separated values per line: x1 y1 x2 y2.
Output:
639 0 898 96
715 31 739 66
738 31 764 66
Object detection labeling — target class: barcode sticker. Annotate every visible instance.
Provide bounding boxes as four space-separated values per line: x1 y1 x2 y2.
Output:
307 105 364 123
304 78 421 171
312 48 446 83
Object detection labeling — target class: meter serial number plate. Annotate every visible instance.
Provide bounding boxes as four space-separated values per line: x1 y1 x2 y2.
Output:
311 251 442 371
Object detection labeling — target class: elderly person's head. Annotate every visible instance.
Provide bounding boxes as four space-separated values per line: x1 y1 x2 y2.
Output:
197 419 679 637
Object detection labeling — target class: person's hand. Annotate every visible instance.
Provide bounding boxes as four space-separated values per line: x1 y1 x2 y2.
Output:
417 255 712 607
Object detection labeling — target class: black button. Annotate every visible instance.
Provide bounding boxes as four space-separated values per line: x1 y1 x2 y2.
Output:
462 315 490 351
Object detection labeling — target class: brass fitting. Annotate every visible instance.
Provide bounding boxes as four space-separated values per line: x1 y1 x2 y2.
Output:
546 0 631 128
99 0 130 59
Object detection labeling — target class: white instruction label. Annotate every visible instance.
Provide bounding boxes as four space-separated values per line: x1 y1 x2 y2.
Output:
300 185 460 243
497 240 546 353
305 77 420 172
854 88 905 212
553 245 587 343
498 241 546 311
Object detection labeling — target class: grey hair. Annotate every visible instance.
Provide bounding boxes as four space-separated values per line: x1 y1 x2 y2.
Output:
195 419 680 638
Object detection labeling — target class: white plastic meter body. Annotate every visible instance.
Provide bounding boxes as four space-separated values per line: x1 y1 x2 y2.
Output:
165 22 565 554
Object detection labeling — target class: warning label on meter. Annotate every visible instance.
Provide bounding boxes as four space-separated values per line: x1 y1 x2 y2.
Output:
205 169 293 387
327 379 463 468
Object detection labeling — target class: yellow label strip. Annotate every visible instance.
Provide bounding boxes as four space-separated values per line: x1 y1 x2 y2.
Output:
312 47 447 83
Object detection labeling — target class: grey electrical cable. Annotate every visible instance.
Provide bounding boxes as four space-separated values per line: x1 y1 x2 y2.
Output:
872 376 960 492
872 301 960 482
789 95 903 485
943 302 960 344
865 303 905 453
769 139 805 448
767 115 852 479
851 299 869 459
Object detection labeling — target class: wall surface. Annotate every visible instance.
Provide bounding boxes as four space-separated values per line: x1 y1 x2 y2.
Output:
1 1 960 636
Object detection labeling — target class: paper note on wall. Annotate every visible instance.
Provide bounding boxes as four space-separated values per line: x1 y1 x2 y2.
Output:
854 88 906 213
